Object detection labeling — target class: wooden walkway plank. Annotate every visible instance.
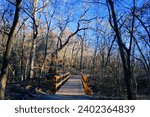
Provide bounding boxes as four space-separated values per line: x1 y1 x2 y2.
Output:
56 75 85 95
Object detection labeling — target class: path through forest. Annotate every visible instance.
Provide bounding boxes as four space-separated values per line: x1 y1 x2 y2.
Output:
36 75 93 100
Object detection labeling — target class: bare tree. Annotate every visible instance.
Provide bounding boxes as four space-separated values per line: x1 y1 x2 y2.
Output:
39 9 56 78
107 0 137 99
48 9 89 77
0 0 23 99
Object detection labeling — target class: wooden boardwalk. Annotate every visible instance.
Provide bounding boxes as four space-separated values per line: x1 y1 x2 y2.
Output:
36 75 93 100
56 75 85 95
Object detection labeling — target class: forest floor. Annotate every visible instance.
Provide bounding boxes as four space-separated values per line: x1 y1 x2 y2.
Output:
89 75 150 100
5 78 53 100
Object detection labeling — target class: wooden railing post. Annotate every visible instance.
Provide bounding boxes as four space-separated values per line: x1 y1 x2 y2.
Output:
83 75 89 94
80 72 92 95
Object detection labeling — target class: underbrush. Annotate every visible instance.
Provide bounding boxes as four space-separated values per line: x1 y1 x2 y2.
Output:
5 78 53 100
89 75 150 100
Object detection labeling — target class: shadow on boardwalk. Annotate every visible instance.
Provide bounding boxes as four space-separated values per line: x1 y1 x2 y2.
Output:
36 94 94 100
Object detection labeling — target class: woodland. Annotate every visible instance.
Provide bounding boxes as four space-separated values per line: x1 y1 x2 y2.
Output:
0 0 149 100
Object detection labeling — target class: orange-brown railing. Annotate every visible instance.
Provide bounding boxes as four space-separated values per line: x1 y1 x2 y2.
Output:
53 72 70 93
80 72 92 95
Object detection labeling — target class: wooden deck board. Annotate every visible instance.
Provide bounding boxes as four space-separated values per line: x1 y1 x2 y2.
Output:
56 75 85 95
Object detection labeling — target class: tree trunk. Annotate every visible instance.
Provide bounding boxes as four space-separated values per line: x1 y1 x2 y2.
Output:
20 31 25 81
0 0 22 99
63 46 68 72
107 0 136 99
48 53 57 78
40 33 49 78
28 41 36 79
80 37 84 70
28 0 39 79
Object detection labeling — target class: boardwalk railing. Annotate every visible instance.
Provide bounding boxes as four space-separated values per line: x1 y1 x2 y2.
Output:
80 72 92 95
53 72 70 93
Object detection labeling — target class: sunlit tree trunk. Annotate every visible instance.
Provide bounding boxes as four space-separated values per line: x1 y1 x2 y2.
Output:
79 36 84 70
28 0 39 79
20 28 25 81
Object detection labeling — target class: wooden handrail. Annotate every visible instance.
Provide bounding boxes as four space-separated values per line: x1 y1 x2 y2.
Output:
80 72 92 95
53 72 70 93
